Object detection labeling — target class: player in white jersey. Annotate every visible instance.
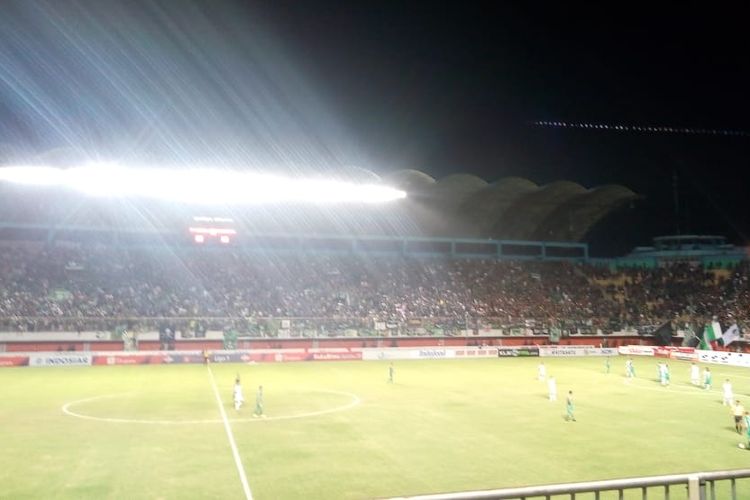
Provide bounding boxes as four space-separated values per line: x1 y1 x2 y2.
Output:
723 379 734 406
233 376 244 411
625 358 635 378
538 361 547 381
690 363 700 386
548 376 557 401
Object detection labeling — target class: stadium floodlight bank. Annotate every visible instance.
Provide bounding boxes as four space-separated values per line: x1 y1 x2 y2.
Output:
0 165 407 204
387 468 750 500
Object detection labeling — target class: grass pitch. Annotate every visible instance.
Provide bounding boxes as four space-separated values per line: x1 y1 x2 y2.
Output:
2 357 750 499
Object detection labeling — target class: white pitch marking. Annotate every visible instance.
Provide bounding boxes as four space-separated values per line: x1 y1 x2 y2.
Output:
235 390 362 422
62 393 219 424
61 390 361 425
207 365 254 500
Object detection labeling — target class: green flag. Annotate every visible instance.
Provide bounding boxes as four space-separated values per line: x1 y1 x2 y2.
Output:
223 329 238 350
700 321 722 350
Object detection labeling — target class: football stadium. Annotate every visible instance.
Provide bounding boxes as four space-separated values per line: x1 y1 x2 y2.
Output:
2 3 750 500
0 165 749 500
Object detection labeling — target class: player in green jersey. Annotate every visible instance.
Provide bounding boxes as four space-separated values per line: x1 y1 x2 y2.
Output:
254 385 264 417
565 391 576 422
742 412 750 450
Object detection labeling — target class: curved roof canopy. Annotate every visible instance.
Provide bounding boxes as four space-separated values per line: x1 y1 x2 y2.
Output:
387 169 636 242
531 184 638 241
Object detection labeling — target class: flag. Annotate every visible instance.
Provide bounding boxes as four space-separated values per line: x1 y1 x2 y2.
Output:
722 324 741 347
653 321 673 346
700 321 723 350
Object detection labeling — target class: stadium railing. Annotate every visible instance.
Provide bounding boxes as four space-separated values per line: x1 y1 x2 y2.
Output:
387 469 750 500
0 315 613 337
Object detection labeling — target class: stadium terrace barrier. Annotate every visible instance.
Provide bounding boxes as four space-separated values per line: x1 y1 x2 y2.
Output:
0 329 223 342
387 468 750 500
0 334 661 353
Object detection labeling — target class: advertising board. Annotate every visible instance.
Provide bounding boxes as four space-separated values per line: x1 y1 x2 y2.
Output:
497 346 539 357
29 353 93 367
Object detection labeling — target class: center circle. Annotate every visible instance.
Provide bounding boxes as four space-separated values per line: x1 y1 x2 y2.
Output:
62 389 361 425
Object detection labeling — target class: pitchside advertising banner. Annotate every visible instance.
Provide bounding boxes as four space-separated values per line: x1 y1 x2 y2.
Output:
497 346 539 357
29 353 93 367
90 350 363 365
361 348 456 361
452 347 499 358
538 346 618 357
92 353 206 365
1 344 672 368
0 355 29 367
658 346 697 361
697 350 750 368
617 345 698 361
618 345 655 356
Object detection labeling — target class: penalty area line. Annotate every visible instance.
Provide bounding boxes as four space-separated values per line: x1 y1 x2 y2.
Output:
207 365 254 500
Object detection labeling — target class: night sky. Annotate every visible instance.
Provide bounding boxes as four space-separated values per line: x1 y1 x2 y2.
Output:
0 1 748 255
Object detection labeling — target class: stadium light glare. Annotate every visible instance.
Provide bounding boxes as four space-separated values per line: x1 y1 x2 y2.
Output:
0 166 65 186
0 165 407 204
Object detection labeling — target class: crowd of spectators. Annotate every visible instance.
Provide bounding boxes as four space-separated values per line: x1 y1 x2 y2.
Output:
0 243 748 335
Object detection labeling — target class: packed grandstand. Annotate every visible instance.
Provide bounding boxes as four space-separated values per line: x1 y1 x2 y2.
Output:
0 244 747 340
0 171 746 345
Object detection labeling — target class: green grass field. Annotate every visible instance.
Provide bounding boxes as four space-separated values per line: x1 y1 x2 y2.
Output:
2 357 750 499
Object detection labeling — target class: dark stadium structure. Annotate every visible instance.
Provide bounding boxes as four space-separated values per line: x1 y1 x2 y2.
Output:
383 170 638 241
0 170 638 245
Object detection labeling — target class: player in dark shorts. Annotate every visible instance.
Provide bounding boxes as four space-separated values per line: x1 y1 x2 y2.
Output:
733 400 745 434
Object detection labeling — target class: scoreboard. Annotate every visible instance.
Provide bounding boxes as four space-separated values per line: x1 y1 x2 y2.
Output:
188 216 237 244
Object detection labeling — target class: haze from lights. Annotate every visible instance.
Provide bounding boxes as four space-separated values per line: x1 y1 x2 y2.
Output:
0 165 407 205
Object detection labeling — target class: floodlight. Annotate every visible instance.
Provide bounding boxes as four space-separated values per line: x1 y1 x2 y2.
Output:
0 165 407 204
0 166 64 186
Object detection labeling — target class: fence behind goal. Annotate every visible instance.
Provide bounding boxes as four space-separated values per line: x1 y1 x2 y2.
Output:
387 469 750 500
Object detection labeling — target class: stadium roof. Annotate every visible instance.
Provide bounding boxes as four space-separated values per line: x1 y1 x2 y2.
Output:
0 166 635 243
385 170 637 242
